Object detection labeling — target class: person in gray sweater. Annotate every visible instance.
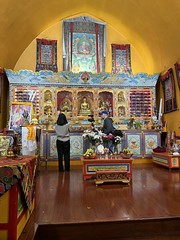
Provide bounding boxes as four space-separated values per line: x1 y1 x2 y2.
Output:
55 113 70 172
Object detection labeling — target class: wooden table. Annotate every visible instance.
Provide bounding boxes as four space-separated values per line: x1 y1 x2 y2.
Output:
152 152 180 170
81 157 133 183
0 156 37 240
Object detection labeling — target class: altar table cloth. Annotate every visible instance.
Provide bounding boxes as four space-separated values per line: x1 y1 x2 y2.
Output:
0 156 37 210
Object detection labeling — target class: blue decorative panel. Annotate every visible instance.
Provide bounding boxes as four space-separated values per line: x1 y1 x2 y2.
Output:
126 132 142 157
5 69 159 87
143 132 160 157
70 135 83 159
49 135 58 157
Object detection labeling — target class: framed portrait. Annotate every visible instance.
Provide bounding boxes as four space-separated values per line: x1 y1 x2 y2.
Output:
161 68 177 113
0 76 2 113
0 69 3 113
9 102 33 130
174 61 180 90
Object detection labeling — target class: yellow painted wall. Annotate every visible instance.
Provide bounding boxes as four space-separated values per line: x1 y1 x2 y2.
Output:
14 17 146 73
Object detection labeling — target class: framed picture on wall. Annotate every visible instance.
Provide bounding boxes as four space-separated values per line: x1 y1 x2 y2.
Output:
174 61 180 90
161 68 177 113
111 44 132 74
36 38 58 72
9 102 33 130
0 76 2 113
0 69 3 113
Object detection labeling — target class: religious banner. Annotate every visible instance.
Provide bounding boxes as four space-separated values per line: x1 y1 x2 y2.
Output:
72 33 97 73
36 38 58 72
161 68 177 113
63 16 106 73
174 61 180 90
0 70 2 113
111 44 131 74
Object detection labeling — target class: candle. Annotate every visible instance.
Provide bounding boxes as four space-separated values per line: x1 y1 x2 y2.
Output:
158 98 162 123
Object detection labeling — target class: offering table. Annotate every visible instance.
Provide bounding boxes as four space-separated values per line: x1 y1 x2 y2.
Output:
152 152 180 170
81 156 133 184
0 156 37 240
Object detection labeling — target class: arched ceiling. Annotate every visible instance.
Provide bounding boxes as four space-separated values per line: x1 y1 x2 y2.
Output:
0 0 180 73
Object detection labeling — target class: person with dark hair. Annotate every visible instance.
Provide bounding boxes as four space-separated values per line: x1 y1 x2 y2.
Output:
100 110 115 153
100 111 115 135
55 113 70 172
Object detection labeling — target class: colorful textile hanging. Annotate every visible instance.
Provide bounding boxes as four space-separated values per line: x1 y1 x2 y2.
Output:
72 32 97 73
160 68 177 113
111 44 131 74
36 39 58 72
63 16 106 73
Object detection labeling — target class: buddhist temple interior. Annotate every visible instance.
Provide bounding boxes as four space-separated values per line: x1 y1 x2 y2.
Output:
0 0 180 135
0 1 180 239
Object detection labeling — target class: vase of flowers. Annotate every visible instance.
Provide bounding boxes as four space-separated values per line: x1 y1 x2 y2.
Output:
113 136 121 154
83 128 123 156
83 129 102 146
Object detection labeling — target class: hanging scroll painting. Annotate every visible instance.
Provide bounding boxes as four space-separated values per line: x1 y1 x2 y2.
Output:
0 75 2 113
36 39 58 72
63 16 106 73
72 33 97 73
174 61 180 90
161 68 177 113
111 44 132 74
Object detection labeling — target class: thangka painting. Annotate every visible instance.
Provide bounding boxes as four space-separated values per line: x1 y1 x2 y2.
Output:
63 16 106 73
174 61 180 90
0 75 2 113
111 44 132 74
72 33 97 73
36 39 58 72
161 68 177 113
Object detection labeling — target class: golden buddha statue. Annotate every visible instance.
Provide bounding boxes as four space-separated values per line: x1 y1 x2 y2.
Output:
100 101 108 111
79 97 91 116
44 90 53 105
60 99 71 113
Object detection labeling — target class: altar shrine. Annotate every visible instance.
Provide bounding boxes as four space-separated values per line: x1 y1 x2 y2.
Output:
5 69 158 125
4 69 160 164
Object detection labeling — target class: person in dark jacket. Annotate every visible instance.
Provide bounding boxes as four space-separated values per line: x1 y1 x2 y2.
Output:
100 110 115 153
55 113 70 172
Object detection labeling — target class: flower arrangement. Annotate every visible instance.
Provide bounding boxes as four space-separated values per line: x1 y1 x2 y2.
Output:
128 116 142 130
83 128 122 154
114 136 121 145
82 129 103 146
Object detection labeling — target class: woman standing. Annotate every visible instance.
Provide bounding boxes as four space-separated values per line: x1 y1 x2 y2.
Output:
55 113 70 172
